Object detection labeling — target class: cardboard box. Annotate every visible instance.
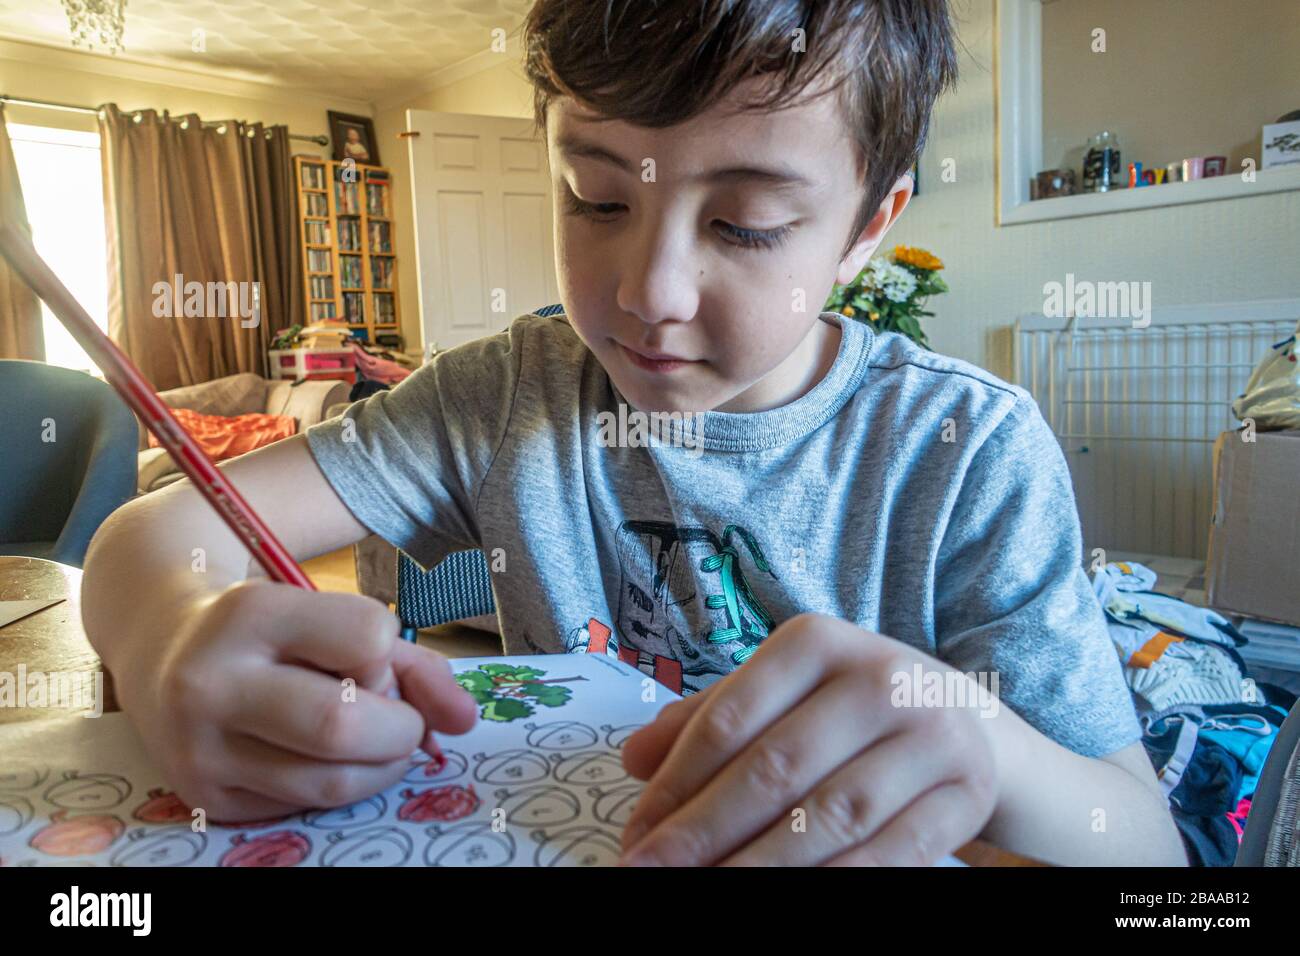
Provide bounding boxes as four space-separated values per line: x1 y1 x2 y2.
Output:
1207 429 1300 626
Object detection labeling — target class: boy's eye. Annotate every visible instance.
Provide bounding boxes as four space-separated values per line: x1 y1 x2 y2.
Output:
562 189 792 252
714 220 793 251
562 190 623 220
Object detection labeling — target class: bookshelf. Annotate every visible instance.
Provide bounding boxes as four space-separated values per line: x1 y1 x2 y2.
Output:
293 156 401 344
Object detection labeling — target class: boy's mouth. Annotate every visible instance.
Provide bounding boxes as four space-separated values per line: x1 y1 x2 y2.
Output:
617 341 701 374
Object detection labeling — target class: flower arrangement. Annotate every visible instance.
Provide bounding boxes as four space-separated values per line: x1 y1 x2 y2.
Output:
824 245 948 349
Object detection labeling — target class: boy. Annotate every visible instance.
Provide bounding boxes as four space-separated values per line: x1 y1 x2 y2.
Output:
81 0 1186 866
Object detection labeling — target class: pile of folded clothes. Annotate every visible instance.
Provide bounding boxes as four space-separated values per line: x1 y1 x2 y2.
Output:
1093 561 1297 865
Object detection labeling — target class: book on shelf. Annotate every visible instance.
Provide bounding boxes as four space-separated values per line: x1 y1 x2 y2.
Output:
368 221 392 253
334 166 361 216
309 302 337 321
373 293 395 324
365 181 389 218
343 291 365 324
299 164 325 189
338 219 360 251
305 193 328 217
309 275 335 300
370 257 394 290
339 255 363 289
305 220 329 245
307 248 332 273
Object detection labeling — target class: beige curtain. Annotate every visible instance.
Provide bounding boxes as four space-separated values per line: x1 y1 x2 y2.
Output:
99 105 303 390
0 106 45 361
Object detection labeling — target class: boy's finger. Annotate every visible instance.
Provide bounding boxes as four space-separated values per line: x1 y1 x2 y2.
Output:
207 787 308 826
268 591 401 688
716 726 932 866
390 639 478 735
620 641 828 853
821 782 979 867
227 664 425 763
621 690 711 779
624 673 905 865
226 732 411 810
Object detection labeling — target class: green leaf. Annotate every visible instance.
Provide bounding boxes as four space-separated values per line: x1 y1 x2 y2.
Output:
480 664 545 682
455 671 493 695
482 697 533 722
533 685 575 708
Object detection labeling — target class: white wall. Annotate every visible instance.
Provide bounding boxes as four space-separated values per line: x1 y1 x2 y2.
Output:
1041 0 1300 175
890 0 1300 380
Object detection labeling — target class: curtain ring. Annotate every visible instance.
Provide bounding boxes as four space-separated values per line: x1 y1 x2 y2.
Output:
215 123 227 135
132 112 143 123
179 118 189 130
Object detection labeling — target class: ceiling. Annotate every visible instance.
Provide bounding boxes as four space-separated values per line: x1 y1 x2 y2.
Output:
3 0 535 101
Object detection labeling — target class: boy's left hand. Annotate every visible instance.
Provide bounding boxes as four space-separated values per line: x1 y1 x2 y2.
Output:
619 613 1001 866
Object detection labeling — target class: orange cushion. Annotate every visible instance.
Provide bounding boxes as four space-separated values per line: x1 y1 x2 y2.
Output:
149 407 296 462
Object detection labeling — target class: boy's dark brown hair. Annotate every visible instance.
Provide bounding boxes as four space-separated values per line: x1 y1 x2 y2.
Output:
522 0 958 260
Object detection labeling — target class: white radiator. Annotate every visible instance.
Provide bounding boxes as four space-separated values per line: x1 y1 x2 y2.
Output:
1014 299 1300 560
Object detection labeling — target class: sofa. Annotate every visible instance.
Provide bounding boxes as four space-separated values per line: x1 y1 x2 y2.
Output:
137 373 350 494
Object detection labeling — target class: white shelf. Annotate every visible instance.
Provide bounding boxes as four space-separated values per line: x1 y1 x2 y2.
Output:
1000 164 1300 225
995 0 1300 226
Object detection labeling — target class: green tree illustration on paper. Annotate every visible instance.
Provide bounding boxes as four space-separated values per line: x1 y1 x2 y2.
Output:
455 664 587 722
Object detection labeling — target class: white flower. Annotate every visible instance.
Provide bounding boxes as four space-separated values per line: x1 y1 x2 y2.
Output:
862 259 917 303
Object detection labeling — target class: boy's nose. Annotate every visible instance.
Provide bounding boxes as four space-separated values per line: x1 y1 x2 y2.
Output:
614 228 701 326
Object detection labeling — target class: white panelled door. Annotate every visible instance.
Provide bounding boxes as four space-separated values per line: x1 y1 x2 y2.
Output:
405 110 560 353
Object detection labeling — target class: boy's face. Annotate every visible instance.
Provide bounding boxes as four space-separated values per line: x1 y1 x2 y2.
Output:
547 76 911 414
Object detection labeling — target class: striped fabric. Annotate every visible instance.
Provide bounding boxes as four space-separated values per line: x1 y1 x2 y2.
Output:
397 549 496 637
395 305 564 639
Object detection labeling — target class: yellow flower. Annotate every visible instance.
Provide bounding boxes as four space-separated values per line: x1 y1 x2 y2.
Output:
841 306 855 317
869 311 879 321
893 245 944 271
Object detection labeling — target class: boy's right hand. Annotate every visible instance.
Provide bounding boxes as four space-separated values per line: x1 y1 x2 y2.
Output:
115 579 478 823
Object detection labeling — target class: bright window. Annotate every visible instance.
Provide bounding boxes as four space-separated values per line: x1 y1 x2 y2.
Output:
8 123 108 376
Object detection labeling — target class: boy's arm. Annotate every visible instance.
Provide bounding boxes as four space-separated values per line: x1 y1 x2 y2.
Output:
82 432 476 821
82 433 370 674
982 694 1187 865
929 395 1189 864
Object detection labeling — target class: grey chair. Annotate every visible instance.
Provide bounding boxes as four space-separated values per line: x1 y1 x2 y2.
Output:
396 548 496 641
1235 695 1300 866
0 360 138 567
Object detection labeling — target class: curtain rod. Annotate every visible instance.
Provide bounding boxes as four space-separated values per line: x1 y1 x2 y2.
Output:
0 94 330 146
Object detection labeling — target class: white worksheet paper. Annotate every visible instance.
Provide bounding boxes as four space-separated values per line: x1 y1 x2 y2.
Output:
0 652 965 867
0 654 674 867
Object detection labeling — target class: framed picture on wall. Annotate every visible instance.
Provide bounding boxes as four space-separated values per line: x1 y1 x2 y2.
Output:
328 111 380 166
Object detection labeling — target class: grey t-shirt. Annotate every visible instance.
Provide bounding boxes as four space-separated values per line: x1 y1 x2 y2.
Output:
305 311 1141 758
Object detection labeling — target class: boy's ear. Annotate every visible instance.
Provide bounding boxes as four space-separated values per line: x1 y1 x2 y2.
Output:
835 174 915 286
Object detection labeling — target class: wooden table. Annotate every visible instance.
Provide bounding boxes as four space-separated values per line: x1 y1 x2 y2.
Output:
0 556 1041 865
0 555 115 721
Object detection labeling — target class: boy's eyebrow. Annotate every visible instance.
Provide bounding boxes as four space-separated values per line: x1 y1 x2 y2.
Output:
556 134 814 191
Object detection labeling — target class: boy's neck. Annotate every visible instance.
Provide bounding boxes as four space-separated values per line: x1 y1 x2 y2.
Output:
714 315 842 414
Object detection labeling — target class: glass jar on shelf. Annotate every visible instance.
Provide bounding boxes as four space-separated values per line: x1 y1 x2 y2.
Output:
1082 130 1121 193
